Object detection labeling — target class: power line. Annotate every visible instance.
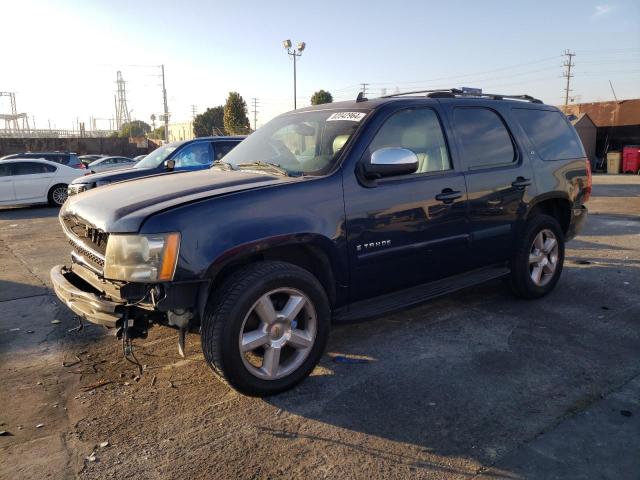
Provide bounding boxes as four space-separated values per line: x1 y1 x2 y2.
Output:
563 49 576 106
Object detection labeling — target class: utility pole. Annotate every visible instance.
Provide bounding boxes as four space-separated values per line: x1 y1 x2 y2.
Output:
191 104 197 119
283 40 306 110
563 50 576 106
251 98 259 131
360 83 369 98
161 64 169 143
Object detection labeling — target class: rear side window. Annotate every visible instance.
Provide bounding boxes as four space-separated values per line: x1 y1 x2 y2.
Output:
513 109 584 160
454 108 516 169
12 162 53 175
0 164 10 176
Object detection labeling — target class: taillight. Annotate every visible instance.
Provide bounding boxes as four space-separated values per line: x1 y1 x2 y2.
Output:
584 158 592 202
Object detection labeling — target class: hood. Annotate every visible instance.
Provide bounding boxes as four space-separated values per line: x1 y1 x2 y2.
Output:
72 166 157 185
61 168 293 233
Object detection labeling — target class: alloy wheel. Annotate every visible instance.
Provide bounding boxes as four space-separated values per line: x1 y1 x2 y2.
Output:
52 186 68 206
529 229 559 287
238 288 317 380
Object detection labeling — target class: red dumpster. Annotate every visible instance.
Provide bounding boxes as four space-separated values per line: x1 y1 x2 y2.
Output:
623 146 640 174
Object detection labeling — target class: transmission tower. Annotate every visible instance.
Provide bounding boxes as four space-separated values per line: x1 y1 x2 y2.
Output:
191 104 197 119
0 92 29 132
115 71 131 130
563 50 576 106
251 98 259 131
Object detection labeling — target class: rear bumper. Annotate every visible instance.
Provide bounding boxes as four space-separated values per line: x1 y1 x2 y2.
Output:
566 205 588 241
50 265 123 327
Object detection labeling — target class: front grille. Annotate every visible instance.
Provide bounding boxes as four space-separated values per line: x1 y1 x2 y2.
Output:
61 217 109 255
69 239 105 269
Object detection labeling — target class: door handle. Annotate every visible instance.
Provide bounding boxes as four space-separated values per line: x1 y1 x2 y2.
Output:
512 177 532 189
435 189 462 204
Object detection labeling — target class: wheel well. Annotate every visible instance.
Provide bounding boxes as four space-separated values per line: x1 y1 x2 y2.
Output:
212 244 337 307
528 198 571 235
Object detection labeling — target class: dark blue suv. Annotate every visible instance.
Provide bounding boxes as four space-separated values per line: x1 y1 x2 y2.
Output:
51 89 590 396
67 136 244 196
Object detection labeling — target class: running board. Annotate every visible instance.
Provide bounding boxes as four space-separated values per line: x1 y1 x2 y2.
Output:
333 265 510 323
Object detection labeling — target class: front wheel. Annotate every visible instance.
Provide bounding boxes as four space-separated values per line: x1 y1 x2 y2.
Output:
508 214 565 299
201 261 330 396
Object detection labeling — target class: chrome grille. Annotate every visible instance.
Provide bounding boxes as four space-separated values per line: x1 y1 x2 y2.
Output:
61 217 109 255
69 239 105 269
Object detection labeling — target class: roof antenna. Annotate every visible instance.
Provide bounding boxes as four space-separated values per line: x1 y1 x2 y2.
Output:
356 91 367 103
609 80 619 102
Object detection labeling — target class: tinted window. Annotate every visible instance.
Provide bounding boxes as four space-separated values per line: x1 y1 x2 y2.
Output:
369 108 451 174
454 108 515 168
0 164 10 176
12 162 54 175
213 141 239 161
173 142 212 168
513 109 584 160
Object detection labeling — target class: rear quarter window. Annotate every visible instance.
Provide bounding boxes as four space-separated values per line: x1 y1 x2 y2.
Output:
513 109 584 161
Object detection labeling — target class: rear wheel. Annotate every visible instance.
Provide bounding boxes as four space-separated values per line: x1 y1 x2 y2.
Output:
508 214 565 299
48 184 68 206
201 261 330 396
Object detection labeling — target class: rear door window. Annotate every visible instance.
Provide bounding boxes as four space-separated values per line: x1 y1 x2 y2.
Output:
454 108 516 169
513 109 584 160
0 164 10 176
12 162 50 175
213 141 240 161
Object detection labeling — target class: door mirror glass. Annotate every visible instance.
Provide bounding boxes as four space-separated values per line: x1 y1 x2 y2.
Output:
165 159 176 171
363 147 418 178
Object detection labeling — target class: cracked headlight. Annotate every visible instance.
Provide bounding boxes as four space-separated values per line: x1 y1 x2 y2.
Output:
104 233 180 282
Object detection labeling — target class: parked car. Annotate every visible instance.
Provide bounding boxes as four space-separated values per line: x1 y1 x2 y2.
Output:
79 154 106 167
67 136 244 196
0 158 85 207
87 156 136 173
1 152 85 169
51 89 590 396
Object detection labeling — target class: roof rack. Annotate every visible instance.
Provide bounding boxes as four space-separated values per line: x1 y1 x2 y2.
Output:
380 88 543 104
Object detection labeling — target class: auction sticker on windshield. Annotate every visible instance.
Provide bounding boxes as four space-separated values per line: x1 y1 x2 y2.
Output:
327 112 367 122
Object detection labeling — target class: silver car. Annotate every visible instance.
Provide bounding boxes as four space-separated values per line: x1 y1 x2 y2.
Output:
87 156 136 173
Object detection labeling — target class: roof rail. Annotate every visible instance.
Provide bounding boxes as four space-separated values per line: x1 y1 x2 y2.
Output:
381 88 543 104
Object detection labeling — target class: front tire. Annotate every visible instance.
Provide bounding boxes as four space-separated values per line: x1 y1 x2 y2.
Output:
48 184 68 206
508 214 565 299
201 261 330 397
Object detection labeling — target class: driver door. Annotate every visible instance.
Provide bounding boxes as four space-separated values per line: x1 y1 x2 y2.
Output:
172 142 213 171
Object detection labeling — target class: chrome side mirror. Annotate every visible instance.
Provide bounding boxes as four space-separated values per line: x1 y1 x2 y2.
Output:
363 147 418 179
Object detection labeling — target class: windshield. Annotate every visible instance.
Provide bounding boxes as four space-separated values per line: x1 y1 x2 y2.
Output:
135 144 178 169
221 109 367 176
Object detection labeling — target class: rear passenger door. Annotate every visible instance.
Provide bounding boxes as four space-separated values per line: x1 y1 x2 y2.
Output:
449 104 534 267
12 162 56 201
345 106 470 301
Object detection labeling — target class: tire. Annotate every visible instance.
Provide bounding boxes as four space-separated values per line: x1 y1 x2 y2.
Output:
201 261 330 397
508 214 565 299
48 184 68 207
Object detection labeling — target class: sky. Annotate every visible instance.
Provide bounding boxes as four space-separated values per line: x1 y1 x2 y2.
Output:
2 0 639 131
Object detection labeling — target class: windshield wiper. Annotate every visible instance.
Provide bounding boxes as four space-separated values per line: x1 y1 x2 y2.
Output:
236 161 291 176
212 160 236 171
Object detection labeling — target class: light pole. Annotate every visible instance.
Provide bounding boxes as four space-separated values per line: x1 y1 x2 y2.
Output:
283 39 305 110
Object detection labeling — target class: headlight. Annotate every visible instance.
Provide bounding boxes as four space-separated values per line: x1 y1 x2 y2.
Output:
104 233 180 282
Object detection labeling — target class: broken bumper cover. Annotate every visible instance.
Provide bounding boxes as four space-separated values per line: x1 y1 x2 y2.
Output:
566 205 588 241
50 265 124 327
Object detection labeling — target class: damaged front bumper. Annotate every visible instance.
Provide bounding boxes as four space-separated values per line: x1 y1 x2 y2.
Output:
50 265 124 327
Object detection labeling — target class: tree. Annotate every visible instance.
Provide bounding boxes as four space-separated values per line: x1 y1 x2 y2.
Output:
223 92 250 135
148 126 166 140
193 106 226 137
120 120 151 138
310 90 333 105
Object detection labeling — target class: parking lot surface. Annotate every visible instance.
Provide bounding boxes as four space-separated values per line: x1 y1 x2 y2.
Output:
1 174 639 479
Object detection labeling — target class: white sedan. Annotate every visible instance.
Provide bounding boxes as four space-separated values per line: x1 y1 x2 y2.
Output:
0 158 85 207
87 156 136 173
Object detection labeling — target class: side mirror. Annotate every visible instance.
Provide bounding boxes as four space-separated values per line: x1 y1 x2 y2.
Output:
165 159 176 171
363 147 418 179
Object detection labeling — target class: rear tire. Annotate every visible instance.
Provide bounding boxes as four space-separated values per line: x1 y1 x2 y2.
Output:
48 184 68 207
508 214 565 299
201 261 330 397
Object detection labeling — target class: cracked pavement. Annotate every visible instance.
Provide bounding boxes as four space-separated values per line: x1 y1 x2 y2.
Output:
0 174 639 479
